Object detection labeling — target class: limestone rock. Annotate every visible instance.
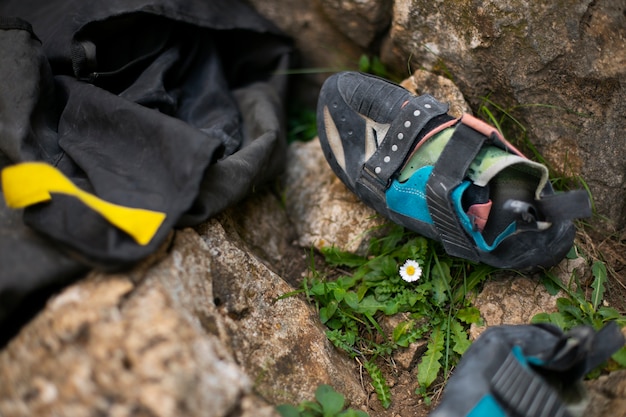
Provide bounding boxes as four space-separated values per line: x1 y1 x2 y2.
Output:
469 274 559 340
0 232 265 417
315 0 393 48
0 225 368 416
284 138 388 255
585 369 626 417
400 69 472 118
196 219 367 407
215 189 304 284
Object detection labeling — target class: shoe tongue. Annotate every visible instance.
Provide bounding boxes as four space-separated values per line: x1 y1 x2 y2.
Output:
398 127 549 200
467 146 549 200
398 126 551 239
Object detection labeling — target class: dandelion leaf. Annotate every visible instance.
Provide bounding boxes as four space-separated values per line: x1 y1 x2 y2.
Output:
417 325 444 389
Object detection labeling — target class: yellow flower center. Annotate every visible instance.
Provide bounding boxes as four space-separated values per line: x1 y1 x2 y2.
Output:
406 265 416 276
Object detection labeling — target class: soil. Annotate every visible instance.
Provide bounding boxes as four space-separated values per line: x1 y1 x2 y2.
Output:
280 226 626 417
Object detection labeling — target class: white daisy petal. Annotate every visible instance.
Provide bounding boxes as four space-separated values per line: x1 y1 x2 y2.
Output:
399 259 422 283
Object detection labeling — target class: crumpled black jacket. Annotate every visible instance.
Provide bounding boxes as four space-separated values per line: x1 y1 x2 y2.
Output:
0 0 293 342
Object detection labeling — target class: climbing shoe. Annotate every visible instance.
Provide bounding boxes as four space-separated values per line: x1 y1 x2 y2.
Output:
429 322 625 417
316 71 592 270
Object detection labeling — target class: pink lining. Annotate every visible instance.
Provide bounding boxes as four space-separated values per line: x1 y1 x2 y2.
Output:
467 200 493 232
403 117 460 164
460 114 526 158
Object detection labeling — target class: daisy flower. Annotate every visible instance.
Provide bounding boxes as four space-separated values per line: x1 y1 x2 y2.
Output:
399 259 422 283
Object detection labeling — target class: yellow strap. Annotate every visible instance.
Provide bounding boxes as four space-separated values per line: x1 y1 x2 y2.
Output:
1 162 166 245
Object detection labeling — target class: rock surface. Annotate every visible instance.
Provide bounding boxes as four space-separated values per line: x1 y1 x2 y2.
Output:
0 223 366 417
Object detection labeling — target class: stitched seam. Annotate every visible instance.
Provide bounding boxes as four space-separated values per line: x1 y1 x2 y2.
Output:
389 182 426 199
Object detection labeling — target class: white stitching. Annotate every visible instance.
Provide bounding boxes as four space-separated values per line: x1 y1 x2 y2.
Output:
390 182 426 198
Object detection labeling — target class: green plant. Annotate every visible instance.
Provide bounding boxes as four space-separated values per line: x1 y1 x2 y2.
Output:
531 247 626 374
358 55 389 79
288 104 318 143
276 384 370 417
302 224 493 407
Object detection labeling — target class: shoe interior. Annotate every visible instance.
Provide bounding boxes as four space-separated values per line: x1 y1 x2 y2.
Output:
478 163 546 246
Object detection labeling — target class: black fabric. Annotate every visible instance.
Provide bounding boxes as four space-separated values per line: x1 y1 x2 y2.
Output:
0 0 293 343
535 189 593 222
426 122 486 262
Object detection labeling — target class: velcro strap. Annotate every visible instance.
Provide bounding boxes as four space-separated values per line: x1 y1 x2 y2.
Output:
536 189 592 222
491 350 572 417
541 322 625 377
426 118 487 261
359 94 448 194
584 321 625 375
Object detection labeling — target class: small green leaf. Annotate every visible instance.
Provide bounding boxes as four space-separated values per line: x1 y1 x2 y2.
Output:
363 360 392 409
531 312 569 330
309 281 329 297
456 307 481 324
393 321 413 344
321 246 367 267
315 385 345 417
355 295 387 316
417 325 444 388
556 297 584 323
598 306 623 321
611 346 626 367
383 300 400 315
450 318 471 356
343 291 359 309
301 400 323 414
591 261 607 311
276 404 301 417
358 54 371 73
540 274 562 296
356 283 369 301
431 280 448 306
431 258 451 306
337 274 359 289
565 246 578 259
333 287 346 302
319 300 338 324
380 256 398 277
531 312 552 324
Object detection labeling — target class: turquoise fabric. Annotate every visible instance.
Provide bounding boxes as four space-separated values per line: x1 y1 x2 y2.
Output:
386 166 434 224
512 344 546 367
386 169 518 253
467 395 508 417
451 183 517 252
